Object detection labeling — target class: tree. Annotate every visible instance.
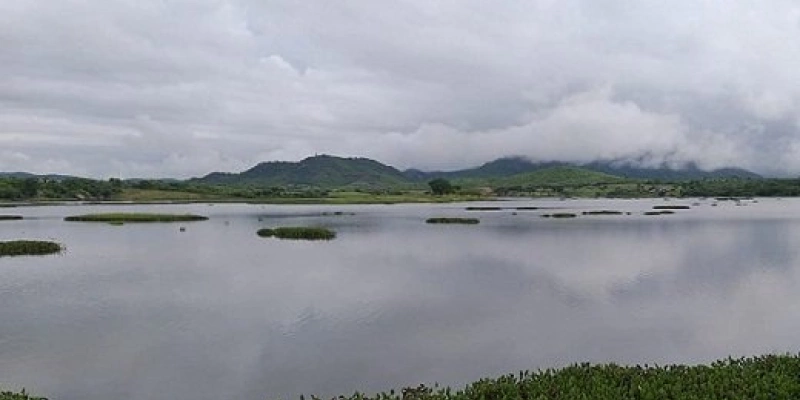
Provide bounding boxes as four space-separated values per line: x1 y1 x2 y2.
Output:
428 178 455 195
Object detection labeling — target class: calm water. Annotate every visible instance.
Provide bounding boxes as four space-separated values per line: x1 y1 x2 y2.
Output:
2 199 800 399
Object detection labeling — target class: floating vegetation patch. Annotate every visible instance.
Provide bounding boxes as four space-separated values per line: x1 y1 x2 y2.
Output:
644 210 675 216
321 211 356 216
465 207 502 211
581 210 624 215
0 215 23 221
426 217 480 224
652 205 691 210
515 207 540 210
0 240 63 257
64 213 209 223
257 226 336 240
542 213 578 218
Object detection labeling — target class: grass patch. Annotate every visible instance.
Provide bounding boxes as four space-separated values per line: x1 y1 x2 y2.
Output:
426 217 480 224
0 240 62 257
653 205 691 210
582 210 624 215
257 227 336 240
0 215 23 221
64 213 209 223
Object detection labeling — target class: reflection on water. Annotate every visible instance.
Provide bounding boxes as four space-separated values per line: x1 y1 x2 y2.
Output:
2 199 800 399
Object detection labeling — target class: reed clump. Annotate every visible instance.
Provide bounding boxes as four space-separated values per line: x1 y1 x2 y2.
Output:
257 227 336 240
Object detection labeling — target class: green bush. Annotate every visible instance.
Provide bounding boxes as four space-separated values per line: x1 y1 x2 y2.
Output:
257 227 336 240
0 240 62 257
64 213 208 223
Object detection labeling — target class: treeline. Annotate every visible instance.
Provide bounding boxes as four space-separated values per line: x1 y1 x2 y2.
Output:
0 177 330 201
678 178 800 197
0 177 122 200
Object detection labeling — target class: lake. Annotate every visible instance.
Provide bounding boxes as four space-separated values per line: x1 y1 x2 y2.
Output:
1 198 799 399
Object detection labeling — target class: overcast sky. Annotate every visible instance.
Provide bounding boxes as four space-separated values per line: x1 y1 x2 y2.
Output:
2 1 800 178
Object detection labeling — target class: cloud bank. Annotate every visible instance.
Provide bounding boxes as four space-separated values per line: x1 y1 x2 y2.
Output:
2 1 800 177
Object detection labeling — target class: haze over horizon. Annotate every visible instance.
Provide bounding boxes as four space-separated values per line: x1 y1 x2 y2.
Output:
3 1 800 178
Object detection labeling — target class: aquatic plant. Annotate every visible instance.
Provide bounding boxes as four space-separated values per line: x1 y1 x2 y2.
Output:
0 240 62 257
0 215 23 221
64 213 208 223
465 207 502 211
257 227 336 240
426 217 480 224
652 205 691 210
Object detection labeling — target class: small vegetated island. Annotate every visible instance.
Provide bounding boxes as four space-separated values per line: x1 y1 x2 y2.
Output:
0 240 62 257
64 213 209 223
426 217 480 224
257 226 336 240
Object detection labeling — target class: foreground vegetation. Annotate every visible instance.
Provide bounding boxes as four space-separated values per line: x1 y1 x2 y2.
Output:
0 389 46 400
6 354 800 400
64 213 209 223
0 240 62 257
257 227 336 240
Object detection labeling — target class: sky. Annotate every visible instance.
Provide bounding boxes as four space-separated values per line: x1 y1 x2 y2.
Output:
2 1 800 178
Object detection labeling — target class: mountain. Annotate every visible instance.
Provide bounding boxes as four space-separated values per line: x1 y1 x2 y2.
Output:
194 154 410 188
404 157 761 182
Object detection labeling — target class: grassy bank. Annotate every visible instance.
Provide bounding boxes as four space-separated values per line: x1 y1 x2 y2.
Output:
257 227 336 240
64 213 209 223
5 354 800 399
0 240 62 257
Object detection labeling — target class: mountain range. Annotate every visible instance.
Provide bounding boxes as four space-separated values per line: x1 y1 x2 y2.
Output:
192 155 760 188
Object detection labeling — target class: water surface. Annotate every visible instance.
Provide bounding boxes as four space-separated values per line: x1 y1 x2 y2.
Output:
1 199 799 399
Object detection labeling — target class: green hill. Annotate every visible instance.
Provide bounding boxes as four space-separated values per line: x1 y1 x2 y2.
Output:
194 155 411 189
